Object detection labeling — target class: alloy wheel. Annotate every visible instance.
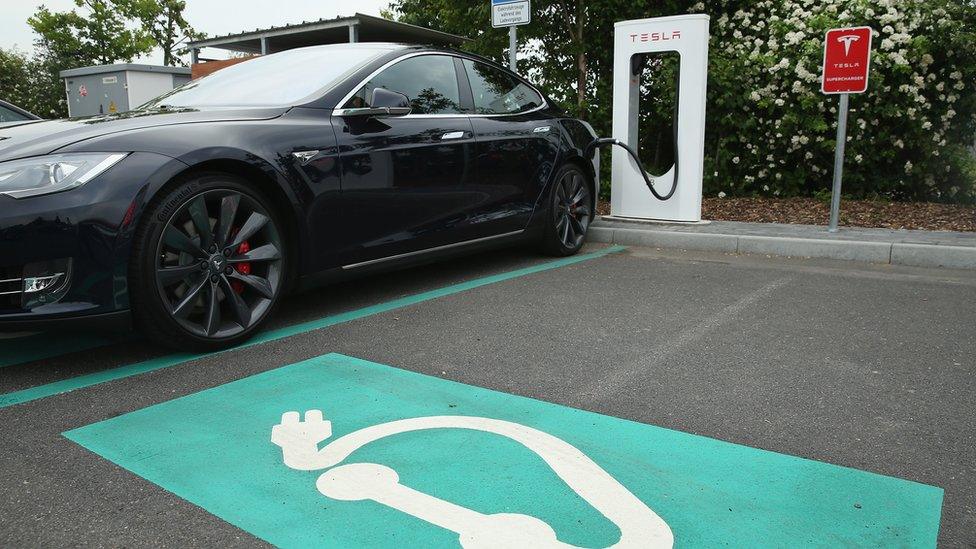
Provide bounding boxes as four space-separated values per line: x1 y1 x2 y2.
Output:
154 189 283 339
554 170 591 249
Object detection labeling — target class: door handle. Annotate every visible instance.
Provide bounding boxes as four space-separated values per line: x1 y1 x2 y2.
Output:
441 131 466 140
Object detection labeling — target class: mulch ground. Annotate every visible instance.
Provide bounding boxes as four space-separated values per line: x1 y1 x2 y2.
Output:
597 197 976 232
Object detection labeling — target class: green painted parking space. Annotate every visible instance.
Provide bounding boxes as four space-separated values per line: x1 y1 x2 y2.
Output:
65 353 942 548
0 246 624 409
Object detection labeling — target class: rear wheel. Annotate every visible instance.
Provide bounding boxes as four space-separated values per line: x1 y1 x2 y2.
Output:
130 173 287 351
539 164 592 256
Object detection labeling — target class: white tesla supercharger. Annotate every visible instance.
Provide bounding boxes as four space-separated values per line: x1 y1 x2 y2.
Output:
606 15 710 222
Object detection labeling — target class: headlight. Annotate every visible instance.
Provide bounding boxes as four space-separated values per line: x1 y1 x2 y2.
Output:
0 152 128 199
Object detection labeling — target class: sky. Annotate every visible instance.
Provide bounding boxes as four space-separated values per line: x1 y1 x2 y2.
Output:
0 0 390 63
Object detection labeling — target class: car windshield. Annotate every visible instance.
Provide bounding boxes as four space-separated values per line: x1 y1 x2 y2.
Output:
140 45 394 109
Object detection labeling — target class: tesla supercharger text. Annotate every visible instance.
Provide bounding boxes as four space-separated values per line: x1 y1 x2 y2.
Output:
610 15 710 222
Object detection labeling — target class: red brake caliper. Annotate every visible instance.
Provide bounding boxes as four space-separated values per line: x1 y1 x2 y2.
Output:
229 234 252 295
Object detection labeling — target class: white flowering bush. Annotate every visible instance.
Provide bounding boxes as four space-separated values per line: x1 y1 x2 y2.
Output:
691 0 976 202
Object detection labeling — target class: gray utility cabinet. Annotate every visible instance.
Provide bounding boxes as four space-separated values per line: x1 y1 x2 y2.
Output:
60 64 191 117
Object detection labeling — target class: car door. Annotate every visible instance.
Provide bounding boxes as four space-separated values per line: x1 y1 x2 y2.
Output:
461 58 560 235
332 53 478 266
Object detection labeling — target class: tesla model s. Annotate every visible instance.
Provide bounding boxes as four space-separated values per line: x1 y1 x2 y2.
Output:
0 43 598 350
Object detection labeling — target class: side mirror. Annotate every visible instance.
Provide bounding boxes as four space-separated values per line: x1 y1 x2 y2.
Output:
336 88 411 118
370 88 410 112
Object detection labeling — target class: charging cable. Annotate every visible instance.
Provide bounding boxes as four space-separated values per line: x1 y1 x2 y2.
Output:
584 138 679 201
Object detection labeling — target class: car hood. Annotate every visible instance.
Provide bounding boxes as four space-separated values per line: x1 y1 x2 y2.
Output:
0 107 287 162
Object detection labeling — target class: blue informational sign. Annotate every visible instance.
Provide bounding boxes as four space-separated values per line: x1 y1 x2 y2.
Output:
491 0 530 28
66 353 942 548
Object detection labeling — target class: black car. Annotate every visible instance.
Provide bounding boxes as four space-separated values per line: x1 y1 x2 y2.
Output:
0 43 598 350
0 99 41 127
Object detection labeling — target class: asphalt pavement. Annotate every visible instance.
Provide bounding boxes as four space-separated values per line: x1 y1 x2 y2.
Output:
0 243 972 547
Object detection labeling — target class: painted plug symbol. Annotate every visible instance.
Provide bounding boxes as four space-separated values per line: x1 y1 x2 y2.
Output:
271 410 333 470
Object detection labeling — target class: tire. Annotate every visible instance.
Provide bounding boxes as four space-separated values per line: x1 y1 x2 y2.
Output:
129 172 288 351
539 163 593 256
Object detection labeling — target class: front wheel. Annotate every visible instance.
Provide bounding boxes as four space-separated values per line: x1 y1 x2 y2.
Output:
130 173 287 351
539 164 593 256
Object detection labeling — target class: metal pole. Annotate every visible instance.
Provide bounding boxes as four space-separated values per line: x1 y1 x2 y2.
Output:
509 25 517 72
828 93 849 232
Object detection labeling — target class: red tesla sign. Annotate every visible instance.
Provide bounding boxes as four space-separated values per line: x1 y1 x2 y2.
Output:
821 26 873 94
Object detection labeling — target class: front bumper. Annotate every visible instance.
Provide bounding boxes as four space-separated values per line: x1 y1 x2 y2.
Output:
0 152 185 329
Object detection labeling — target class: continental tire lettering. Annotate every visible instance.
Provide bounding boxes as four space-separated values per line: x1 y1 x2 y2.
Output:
156 182 199 222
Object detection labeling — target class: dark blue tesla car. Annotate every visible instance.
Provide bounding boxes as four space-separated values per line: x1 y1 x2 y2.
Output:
0 43 598 350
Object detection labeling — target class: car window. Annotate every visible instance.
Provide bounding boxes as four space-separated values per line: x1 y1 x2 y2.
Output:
343 55 462 115
0 105 30 123
462 59 543 115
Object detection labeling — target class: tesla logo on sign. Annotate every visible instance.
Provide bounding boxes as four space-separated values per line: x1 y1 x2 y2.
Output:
836 34 860 55
629 30 681 43
821 26 873 94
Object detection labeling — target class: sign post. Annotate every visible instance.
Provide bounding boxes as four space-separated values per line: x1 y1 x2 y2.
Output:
509 26 517 72
491 0 531 72
828 93 850 233
821 26 872 232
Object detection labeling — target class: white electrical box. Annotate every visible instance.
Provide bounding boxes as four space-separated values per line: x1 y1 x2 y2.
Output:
60 64 192 117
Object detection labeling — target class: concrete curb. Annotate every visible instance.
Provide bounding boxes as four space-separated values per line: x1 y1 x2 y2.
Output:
891 243 976 269
589 224 976 269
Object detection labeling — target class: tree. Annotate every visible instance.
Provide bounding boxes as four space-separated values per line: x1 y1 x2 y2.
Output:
25 1 154 117
116 0 202 66
0 49 34 112
28 7 91 66
29 1 154 66
28 50 75 118
550 1 587 118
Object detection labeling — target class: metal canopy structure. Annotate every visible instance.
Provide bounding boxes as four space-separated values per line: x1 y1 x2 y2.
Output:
187 13 467 63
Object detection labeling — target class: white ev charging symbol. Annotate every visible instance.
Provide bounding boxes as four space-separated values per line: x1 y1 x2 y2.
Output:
272 410 674 548
836 34 860 56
